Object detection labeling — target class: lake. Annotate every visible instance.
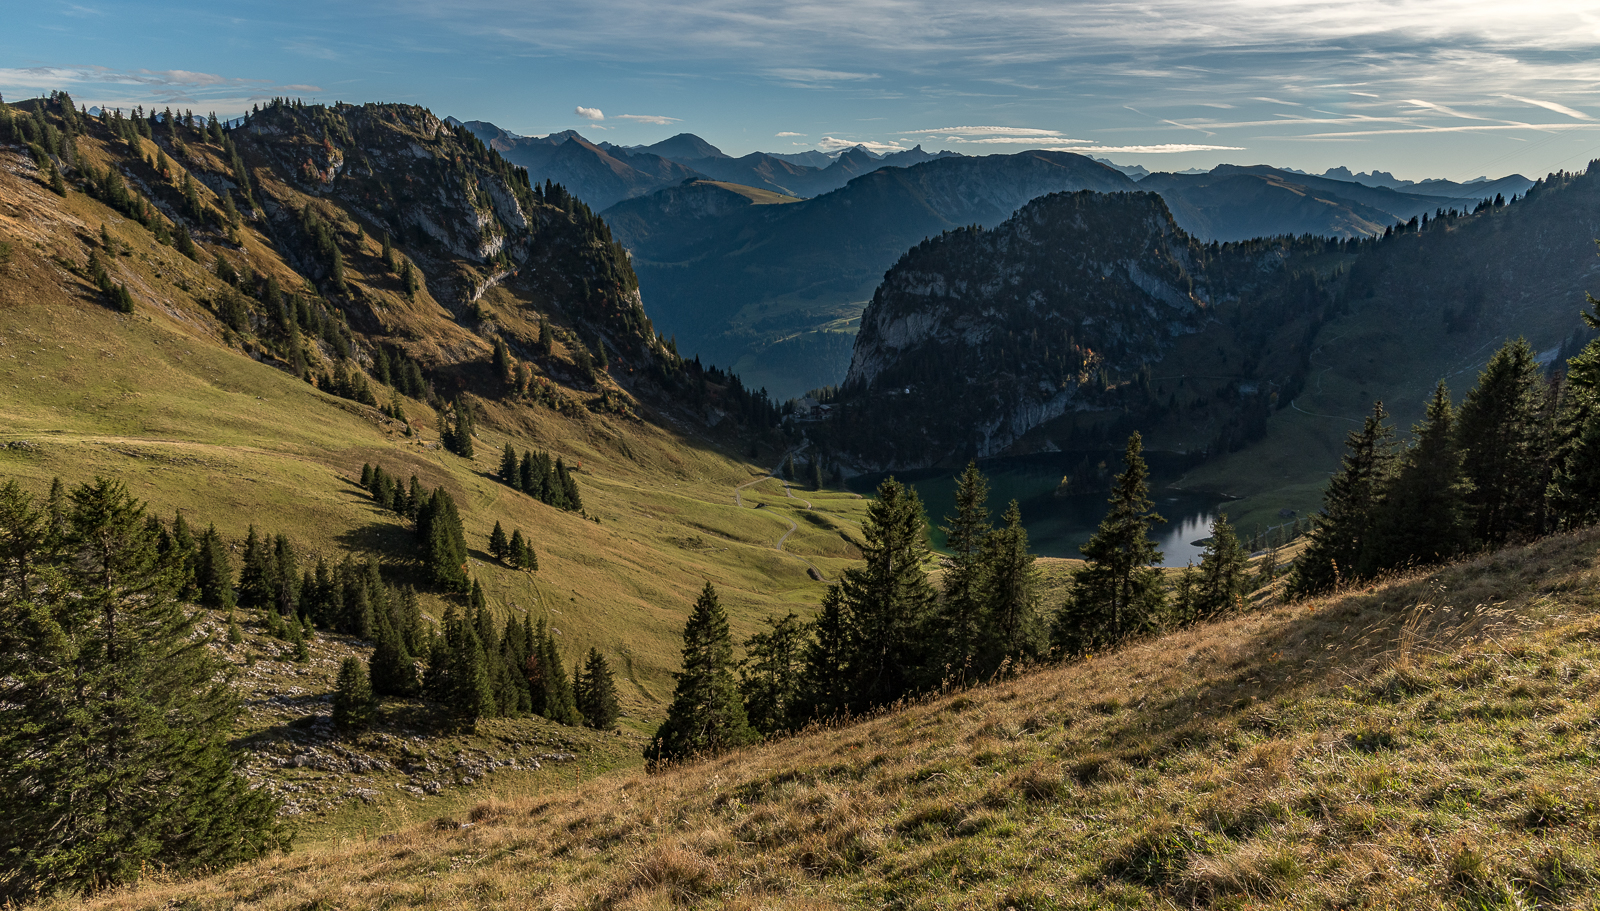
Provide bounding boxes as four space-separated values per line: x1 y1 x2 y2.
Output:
848 451 1231 568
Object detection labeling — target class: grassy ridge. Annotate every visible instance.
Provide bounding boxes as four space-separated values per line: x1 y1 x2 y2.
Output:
53 527 1600 910
0 147 868 729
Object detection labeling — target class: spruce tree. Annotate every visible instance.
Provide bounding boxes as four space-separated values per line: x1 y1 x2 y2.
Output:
369 614 418 697
433 605 495 730
794 584 851 723
499 443 519 487
1288 403 1396 598
577 648 621 730
1364 382 1472 572
1191 512 1250 619
194 523 235 609
1054 432 1167 652
489 520 508 560
978 499 1042 674
0 479 287 899
534 618 580 725
837 477 937 708
332 657 375 730
646 582 757 766
738 612 807 736
936 461 990 676
1554 301 1600 525
237 525 277 609
1457 339 1555 546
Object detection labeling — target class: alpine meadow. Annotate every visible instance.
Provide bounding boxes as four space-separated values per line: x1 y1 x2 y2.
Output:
6 2 1600 906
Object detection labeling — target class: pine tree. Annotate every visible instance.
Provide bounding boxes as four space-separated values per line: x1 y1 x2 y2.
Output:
48 161 66 196
237 525 277 609
738 612 807 736
0 478 287 899
794 584 851 723
936 460 990 676
530 618 580 725
1363 382 1472 572
381 231 395 272
838 477 938 709
493 337 513 386
432 605 495 730
332 657 375 730
1054 432 1167 652
978 499 1042 674
1554 300 1600 525
194 522 235 609
369 613 418 697
646 582 757 766
809 460 824 492
1457 339 1556 546
489 520 508 560
499 443 519 487
1191 512 1250 619
577 648 621 730
1288 403 1396 598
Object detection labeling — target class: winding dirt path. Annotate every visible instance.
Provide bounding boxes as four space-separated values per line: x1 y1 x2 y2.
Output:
731 449 829 582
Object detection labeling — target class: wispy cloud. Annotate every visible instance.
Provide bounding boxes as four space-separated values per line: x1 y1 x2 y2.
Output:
612 113 679 124
1047 143 1246 154
817 135 907 153
1499 93 1592 121
776 131 804 136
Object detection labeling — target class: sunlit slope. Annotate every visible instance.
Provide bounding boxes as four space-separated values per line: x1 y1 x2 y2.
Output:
56 527 1600 910
0 148 866 723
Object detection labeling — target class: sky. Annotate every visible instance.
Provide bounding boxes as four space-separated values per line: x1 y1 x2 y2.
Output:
5 0 1600 181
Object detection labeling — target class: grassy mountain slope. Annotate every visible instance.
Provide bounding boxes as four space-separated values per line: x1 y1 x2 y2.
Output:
54 526 1600 910
0 98 868 769
1176 164 1600 529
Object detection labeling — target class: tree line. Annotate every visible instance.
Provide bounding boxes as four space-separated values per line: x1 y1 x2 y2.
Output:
1290 308 1600 594
645 444 1255 765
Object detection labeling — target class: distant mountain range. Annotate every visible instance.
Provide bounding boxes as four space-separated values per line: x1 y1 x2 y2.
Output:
451 119 960 210
603 150 1136 398
447 117 1538 399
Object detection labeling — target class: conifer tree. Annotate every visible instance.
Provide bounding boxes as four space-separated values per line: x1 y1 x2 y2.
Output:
1554 300 1600 525
1457 339 1555 545
381 231 395 272
782 455 796 481
194 523 235 609
1288 403 1396 597
369 613 418 697
499 443 519 487
1364 382 1472 571
1191 512 1250 619
838 477 937 708
530 618 580 725
0 479 287 899
646 582 757 766
794 584 851 723
936 461 990 675
237 525 277 609
489 520 508 560
431 604 495 730
978 499 1042 674
1054 432 1167 651
332 657 374 730
737 612 807 736
577 648 621 730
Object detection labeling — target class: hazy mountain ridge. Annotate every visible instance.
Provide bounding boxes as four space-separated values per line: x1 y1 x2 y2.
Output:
822 163 1600 486
603 149 1138 397
821 189 1320 467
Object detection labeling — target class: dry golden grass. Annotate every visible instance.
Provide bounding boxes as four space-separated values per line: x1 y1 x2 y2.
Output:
54 527 1600 910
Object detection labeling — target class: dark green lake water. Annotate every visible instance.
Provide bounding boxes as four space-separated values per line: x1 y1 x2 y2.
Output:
848 451 1229 568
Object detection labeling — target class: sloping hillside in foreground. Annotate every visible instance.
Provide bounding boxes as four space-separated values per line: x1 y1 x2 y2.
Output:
56 527 1600 910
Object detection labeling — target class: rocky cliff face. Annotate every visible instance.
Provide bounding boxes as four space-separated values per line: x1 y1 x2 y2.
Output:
836 191 1216 463
823 190 1320 467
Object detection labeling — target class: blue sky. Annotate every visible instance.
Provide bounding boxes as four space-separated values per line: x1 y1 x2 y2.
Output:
5 0 1600 180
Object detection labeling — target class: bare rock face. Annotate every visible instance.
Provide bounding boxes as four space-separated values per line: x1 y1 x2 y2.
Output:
834 190 1241 467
